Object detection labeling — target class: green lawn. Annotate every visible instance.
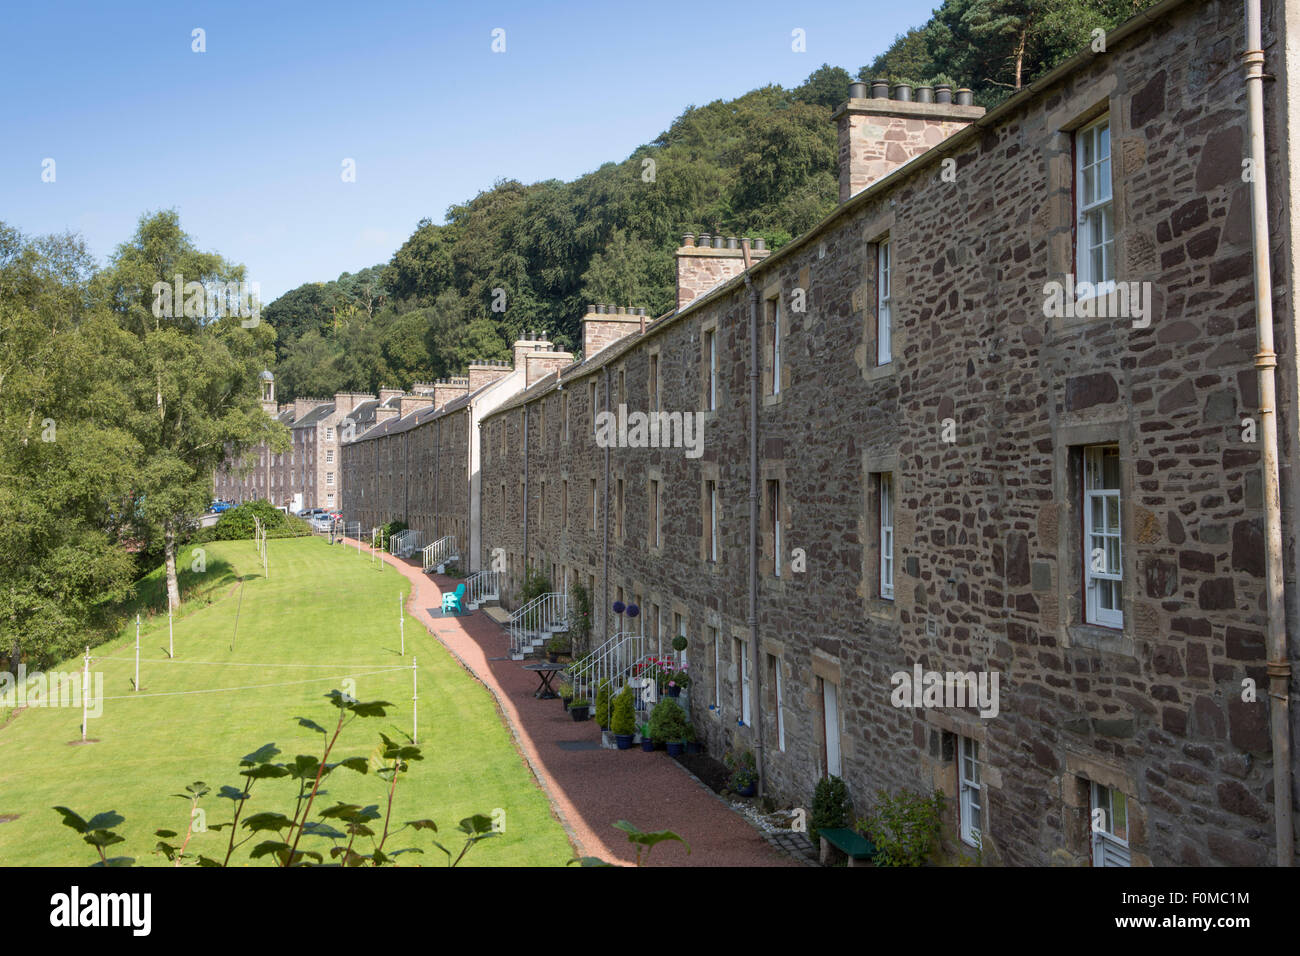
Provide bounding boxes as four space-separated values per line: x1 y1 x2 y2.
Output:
0 536 572 866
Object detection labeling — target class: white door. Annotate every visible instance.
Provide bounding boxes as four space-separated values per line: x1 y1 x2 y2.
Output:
823 680 841 777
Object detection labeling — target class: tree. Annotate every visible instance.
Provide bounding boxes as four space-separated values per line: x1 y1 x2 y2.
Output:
0 224 139 670
95 210 288 612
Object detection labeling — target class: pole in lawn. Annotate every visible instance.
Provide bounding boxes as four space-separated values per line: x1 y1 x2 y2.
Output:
81 646 89 741
412 657 418 744
399 591 405 656
134 614 140 692
168 605 174 659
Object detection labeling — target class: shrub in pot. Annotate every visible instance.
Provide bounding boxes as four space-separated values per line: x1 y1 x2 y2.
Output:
639 722 655 752
569 697 591 722
810 775 851 851
611 686 636 750
648 698 692 754
594 679 612 730
558 680 574 710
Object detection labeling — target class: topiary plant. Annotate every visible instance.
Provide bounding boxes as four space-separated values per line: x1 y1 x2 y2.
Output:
647 698 691 744
594 680 612 728
810 775 851 850
611 687 636 736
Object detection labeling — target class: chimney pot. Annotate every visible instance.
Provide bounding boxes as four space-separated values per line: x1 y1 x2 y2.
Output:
755 237 767 251
698 233 711 246
956 88 974 106
935 84 953 104
588 303 597 313
727 236 738 249
870 80 890 98
683 234 695 247
848 81 867 99
617 306 626 314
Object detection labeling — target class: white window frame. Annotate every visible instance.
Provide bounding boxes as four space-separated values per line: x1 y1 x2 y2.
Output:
705 328 717 411
707 480 719 563
1083 445 1123 629
774 656 785 752
737 639 752 727
880 473 895 600
1091 781 1131 867
326 449 334 464
877 238 892 365
959 736 982 848
769 480 782 578
1075 115 1115 293
650 479 660 549
326 472 334 486
712 627 721 711
770 299 782 396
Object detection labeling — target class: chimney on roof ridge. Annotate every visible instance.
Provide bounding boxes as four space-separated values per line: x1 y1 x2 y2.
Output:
831 79 983 203
675 234 772 310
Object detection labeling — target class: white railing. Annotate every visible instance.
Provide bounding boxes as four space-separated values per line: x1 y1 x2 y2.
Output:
422 535 458 571
568 631 647 706
392 529 423 558
464 569 502 608
507 591 568 660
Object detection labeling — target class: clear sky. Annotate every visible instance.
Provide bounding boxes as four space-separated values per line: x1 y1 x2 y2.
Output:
1 0 936 301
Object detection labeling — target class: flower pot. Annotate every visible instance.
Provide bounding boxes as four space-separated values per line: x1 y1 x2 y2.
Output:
570 705 590 722
666 685 681 698
735 782 757 798
640 738 655 752
666 741 685 757
562 696 572 711
547 653 558 663
615 734 634 750
686 741 702 755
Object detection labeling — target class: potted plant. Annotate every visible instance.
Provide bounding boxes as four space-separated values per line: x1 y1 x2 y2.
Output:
569 697 591 722
594 679 612 731
684 722 702 755
648 698 692 756
725 750 758 797
546 632 570 663
558 680 574 711
638 721 655 752
665 667 690 698
611 686 636 750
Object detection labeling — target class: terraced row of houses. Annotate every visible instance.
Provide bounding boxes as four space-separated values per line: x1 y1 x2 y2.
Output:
336 0 1300 866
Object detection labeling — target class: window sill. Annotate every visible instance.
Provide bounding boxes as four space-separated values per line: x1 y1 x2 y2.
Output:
762 392 783 408
1066 622 1133 656
864 362 895 385
865 596 898 624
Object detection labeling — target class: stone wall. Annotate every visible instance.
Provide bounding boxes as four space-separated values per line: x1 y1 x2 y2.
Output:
476 0 1294 866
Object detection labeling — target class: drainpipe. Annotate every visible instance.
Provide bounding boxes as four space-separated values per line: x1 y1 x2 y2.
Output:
523 404 530 580
1244 0 1293 866
434 417 440 540
603 366 611 643
741 239 766 796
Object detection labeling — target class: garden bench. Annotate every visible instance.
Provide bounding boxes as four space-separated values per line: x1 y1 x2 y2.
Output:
818 828 876 867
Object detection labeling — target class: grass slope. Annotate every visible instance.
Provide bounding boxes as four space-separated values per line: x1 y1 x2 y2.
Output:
0 537 571 866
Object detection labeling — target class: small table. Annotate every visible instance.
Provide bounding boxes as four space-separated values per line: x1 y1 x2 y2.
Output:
522 661 564 699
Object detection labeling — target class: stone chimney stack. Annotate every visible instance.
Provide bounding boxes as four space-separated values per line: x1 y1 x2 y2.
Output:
378 387 404 406
675 236 772 311
832 80 983 203
333 391 375 417
525 348 576 388
293 396 328 421
397 394 433 417
468 360 512 394
512 330 554 370
581 305 644 359
374 405 399 424
428 377 470 408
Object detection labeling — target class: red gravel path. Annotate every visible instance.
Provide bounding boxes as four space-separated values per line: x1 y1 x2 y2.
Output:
359 543 794 867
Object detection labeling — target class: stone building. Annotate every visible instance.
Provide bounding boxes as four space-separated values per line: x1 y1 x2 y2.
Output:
335 0 1300 867
470 0 1300 866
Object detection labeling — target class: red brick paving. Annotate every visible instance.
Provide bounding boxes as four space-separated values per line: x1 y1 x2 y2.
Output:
357 541 795 867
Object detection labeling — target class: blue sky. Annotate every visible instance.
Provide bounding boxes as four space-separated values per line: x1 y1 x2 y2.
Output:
1 0 936 301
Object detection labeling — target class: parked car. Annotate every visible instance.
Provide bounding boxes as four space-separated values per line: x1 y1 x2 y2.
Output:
210 500 232 513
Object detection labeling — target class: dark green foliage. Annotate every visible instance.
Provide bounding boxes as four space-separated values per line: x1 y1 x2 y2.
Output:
568 580 593 654
646 698 692 743
594 680 612 729
611 686 636 736
379 519 408 547
520 564 550 605
192 500 300 543
810 775 851 849
860 788 946 867
724 750 757 792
